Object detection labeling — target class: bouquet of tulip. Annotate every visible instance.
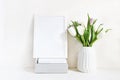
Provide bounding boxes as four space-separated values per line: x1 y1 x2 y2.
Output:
68 15 110 47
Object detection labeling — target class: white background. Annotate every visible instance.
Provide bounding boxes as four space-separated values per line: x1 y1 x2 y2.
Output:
0 0 120 69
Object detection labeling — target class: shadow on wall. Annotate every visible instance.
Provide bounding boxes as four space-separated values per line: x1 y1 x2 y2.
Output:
24 18 83 71
24 16 34 72
67 32 82 68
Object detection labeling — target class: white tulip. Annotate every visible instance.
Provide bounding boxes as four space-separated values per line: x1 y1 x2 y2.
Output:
68 27 76 37
77 25 85 35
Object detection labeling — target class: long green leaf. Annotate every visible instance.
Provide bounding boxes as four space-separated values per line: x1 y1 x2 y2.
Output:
105 29 111 33
90 26 96 44
92 19 97 25
96 24 103 34
81 35 85 46
84 29 90 46
87 14 90 29
97 28 103 34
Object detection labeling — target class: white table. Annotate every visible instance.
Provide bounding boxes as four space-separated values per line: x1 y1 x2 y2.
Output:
0 67 120 80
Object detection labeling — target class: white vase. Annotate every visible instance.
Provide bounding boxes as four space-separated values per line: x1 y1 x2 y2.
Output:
77 47 96 73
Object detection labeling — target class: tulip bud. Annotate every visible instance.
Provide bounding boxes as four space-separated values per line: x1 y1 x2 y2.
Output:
77 25 85 35
90 18 97 25
68 27 76 37
90 18 94 25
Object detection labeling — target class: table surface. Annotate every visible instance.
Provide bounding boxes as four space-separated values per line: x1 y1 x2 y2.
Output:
0 67 120 80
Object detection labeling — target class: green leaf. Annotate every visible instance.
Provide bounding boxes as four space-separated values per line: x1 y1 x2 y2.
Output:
92 19 97 25
96 24 103 34
90 26 96 44
71 21 80 27
84 30 89 40
87 14 91 28
76 35 82 43
97 28 103 34
81 35 85 46
71 21 79 36
105 29 111 33
84 29 90 46
89 38 97 47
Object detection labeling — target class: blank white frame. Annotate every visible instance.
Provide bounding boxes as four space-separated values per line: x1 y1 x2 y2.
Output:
33 16 67 58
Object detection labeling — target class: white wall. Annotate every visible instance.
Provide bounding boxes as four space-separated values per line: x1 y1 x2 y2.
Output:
0 0 120 69
0 0 5 66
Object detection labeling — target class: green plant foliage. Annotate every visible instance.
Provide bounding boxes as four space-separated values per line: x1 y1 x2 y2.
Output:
68 14 111 47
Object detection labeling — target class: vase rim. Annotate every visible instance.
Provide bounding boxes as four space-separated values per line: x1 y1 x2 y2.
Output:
82 47 93 48
83 46 93 47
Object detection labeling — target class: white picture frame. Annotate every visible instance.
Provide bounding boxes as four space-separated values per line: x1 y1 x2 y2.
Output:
33 16 67 59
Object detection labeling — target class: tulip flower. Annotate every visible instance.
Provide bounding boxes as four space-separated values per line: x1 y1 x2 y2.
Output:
90 18 97 25
77 25 85 35
68 27 76 37
90 18 94 25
